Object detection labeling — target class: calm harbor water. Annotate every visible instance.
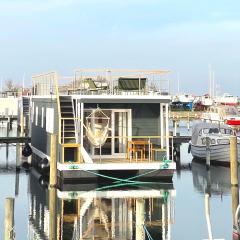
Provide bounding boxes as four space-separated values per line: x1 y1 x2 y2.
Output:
0 122 238 239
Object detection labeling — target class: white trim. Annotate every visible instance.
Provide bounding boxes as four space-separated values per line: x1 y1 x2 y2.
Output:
57 162 176 171
73 95 171 101
35 106 38 126
160 103 164 147
166 103 170 159
41 107 44 128
46 108 54 133
72 95 171 104
31 101 34 123
57 189 176 199
80 102 84 146
111 110 114 155
31 95 57 99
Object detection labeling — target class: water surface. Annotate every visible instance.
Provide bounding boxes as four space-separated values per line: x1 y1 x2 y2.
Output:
0 122 238 240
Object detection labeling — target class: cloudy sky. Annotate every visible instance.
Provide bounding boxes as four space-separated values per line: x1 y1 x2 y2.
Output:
1 0 240 95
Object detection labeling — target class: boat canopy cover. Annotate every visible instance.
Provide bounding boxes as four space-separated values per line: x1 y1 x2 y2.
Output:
191 122 231 145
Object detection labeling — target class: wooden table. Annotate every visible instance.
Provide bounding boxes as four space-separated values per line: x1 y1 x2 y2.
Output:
127 140 152 161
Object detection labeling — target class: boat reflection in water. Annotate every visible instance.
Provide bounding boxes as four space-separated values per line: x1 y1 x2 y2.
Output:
192 159 240 239
192 159 233 195
28 173 176 240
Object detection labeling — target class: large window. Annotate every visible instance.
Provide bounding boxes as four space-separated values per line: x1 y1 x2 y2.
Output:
46 108 54 133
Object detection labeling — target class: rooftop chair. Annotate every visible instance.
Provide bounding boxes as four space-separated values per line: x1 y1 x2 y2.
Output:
117 77 147 94
68 78 108 95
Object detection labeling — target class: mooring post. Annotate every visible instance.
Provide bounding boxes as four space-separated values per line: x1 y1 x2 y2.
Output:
187 112 190 131
9 119 12 130
136 198 145 240
176 119 180 137
15 171 20 197
50 134 57 187
230 135 238 186
6 119 10 138
173 120 177 137
15 144 20 197
231 186 239 226
20 112 24 137
49 187 57 240
206 137 210 170
204 194 213 240
4 198 15 240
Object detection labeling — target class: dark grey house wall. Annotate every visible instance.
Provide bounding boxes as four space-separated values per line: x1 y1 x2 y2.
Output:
31 98 59 156
85 103 160 137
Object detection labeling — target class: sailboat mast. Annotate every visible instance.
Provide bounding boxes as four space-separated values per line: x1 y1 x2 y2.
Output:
177 72 180 94
212 71 215 98
209 65 212 98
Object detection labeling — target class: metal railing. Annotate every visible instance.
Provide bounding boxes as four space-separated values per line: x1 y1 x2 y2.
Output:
84 135 174 163
32 69 171 97
60 117 81 144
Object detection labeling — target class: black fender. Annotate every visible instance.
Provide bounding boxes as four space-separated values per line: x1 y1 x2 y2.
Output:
38 157 50 171
22 143 32 157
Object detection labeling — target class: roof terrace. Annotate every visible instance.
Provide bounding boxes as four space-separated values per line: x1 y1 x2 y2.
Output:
32 68 170 96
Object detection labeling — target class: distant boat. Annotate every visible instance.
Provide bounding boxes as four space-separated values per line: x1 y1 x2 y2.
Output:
215 93 238 106
171 94 195 110
201 105 240 126
189 122 240 164
200 94 214 107
193 94 214 111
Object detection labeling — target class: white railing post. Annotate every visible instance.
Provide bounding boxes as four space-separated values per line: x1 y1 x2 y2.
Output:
160 103 164 148
166 103 170 160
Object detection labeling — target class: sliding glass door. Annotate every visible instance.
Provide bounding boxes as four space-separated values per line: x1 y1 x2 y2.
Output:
87 109 131 159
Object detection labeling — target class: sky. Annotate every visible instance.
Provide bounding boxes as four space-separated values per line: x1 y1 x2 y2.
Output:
0 0 240 95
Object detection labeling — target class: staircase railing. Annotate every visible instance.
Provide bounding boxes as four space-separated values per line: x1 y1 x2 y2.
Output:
60 117 81 144
53 73 63 144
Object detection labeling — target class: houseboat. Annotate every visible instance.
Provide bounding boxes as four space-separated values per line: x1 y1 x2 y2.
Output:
30 69 175 184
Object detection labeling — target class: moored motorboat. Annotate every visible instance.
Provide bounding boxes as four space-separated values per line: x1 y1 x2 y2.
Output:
215 93 238 106
189 122 240 164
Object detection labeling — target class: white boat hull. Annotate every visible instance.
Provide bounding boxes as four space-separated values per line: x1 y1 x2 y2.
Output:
191 143 240 164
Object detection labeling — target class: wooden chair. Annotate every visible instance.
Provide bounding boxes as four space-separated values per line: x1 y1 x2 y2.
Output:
151 147 166 161
127 141 144 162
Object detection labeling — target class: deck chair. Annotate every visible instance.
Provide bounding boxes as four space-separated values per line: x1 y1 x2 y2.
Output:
75 78 108 94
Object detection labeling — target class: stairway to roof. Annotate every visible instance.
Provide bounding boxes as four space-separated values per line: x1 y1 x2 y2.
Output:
59 96 76 144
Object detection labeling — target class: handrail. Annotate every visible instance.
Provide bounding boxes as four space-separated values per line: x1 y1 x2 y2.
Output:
60 117 81 144
53 72 62 144
83 135 174 163
60 117 81 120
